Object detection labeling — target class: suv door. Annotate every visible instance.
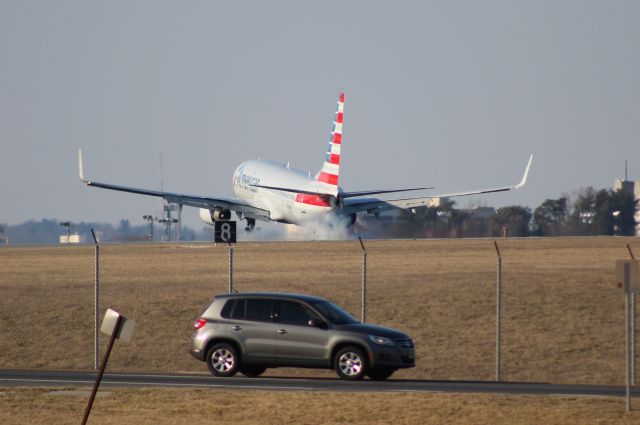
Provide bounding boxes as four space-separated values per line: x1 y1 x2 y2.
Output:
222 298 278 363
274 300 331 366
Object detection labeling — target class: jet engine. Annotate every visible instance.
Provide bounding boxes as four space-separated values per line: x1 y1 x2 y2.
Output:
199 208 232 225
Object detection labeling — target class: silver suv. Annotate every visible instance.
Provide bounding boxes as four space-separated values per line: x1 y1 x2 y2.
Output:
189 292 415 381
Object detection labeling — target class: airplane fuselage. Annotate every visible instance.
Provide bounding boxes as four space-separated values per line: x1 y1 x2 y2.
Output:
231 159 337 225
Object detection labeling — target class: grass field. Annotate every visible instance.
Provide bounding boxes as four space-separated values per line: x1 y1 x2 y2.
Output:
1 237 639 384
1 387 638 425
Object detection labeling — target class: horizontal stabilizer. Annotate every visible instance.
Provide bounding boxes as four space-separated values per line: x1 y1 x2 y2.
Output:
250 185 436 199
250 184 331 197
342 187 435 199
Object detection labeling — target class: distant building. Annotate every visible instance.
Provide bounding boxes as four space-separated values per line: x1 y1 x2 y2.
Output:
468 206 496 220
425 197 449 208
613 179 640 235
59 233 85 244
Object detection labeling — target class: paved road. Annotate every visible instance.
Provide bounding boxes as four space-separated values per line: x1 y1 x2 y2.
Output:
1 369 638 397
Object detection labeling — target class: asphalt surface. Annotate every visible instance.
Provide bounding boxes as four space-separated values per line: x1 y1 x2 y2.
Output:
1 369 639 397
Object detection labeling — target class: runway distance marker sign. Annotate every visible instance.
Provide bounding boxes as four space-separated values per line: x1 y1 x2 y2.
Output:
215 221 237 244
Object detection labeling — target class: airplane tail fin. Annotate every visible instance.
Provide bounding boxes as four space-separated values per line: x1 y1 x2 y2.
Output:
316 93 344 190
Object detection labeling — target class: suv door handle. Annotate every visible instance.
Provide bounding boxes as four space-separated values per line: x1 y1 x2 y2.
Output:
232 325 242 331
277 329 288 335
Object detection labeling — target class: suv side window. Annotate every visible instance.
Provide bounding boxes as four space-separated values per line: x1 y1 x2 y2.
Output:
220 299 235 318
245 299 273 322
230 299 246 320
277 301 318 326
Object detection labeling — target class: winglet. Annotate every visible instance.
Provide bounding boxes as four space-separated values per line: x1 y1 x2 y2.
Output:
514 154 533 190
78 149 86 182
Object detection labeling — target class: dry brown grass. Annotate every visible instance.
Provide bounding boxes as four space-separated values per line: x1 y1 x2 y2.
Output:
1 237 639 384
1 387 639 425
0 388 640 425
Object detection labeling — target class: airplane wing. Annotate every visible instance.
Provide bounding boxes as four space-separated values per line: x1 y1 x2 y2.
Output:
341 155 533 215
78 150 271 221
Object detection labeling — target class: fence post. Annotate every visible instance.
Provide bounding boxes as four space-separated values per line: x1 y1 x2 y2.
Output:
228 243 233 294
628 244 636 385
494 240 502 382
358 237 367 323
626 264 632 413
91 229 99 370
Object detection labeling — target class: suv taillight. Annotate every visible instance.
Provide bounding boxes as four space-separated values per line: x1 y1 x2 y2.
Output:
194 318 206 330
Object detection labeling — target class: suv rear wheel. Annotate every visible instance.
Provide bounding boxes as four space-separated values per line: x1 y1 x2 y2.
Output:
334 346 367 380
240 365 267 378
206 343 239 377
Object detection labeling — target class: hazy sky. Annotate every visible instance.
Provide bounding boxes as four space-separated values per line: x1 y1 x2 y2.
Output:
1 1 639 229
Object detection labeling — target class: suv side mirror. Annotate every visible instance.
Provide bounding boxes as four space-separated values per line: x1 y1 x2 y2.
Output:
308 319 327 329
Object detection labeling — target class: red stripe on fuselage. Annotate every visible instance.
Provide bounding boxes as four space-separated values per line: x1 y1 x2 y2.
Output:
329 154 340 165
332 133 342 144
295 193 332 207
336 112 343 123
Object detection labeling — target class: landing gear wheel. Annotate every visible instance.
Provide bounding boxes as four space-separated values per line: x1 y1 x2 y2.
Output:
206 343 239 377
240 365 267 378
334 346 367 381
367 368 395 381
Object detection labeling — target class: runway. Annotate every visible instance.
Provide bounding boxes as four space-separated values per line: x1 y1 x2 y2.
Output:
1 369 638 397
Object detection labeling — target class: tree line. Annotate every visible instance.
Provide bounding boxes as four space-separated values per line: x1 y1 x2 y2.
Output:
359 186 638 238
0 219 206 245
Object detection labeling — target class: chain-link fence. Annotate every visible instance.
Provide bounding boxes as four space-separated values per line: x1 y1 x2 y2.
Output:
0 238 637 385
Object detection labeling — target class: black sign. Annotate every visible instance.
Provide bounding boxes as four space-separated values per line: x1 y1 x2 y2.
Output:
214 221 236 244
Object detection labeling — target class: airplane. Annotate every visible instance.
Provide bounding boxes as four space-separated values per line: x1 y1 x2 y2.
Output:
78 93 532 233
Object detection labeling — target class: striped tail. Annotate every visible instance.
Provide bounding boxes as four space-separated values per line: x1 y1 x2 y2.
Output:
316 93 344 189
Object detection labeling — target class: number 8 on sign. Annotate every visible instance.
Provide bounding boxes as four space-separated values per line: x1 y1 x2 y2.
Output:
214 221 236 244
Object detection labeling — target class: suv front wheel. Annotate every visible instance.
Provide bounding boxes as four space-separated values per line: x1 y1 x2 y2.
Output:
206 343 239 377
334 346 367 380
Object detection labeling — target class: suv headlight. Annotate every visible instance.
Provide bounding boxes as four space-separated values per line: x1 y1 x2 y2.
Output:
369 335 394 346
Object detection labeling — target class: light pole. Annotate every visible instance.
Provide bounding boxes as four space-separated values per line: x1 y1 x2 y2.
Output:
160 204 178 241
142 215 154 241
60 221 72 243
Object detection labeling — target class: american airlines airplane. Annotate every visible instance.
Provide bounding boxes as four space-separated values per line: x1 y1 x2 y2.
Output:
79 93 532 232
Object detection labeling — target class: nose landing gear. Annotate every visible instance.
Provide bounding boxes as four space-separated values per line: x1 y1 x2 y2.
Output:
245 218 256 232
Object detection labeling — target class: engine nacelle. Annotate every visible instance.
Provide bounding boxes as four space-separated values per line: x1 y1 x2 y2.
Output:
199 208 232 225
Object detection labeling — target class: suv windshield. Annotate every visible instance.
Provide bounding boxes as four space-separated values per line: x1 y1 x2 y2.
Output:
310 300 359 325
